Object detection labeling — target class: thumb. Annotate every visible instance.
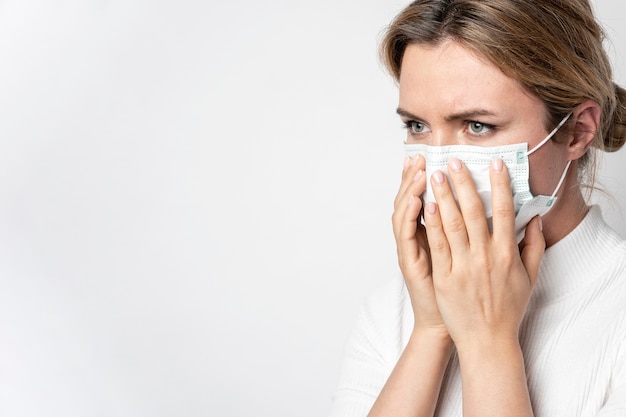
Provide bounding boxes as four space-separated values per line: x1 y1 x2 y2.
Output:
520 216 546 288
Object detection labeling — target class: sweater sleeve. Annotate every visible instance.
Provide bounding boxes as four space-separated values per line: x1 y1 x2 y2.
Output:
329 275 411 417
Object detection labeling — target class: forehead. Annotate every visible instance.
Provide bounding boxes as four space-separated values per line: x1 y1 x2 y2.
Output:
398 41 542 117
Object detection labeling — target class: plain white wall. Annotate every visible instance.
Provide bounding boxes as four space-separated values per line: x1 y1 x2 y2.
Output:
0 1 624 416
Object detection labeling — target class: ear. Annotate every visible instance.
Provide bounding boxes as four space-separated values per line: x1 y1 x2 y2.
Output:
567 99 601 160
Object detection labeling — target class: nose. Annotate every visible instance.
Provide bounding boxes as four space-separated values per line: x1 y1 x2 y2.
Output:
430 128 457 146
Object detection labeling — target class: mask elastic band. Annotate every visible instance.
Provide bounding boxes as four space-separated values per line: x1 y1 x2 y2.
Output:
526 111 573 156
550 159 572 199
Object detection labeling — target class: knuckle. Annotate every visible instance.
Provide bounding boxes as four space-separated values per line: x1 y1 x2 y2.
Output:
393 193 403 210
391 210 399 224
499 249 516 267
464 206 486 224
429 237 448 253
492 205 514 220
474 251 491 269
445 217 466 234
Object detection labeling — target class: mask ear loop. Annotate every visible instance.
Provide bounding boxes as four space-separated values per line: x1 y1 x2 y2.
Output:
526 111 573 156
549 159 572 199
525 111 574 202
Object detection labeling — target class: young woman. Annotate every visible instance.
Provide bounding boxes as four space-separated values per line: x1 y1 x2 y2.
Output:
331 1 626 416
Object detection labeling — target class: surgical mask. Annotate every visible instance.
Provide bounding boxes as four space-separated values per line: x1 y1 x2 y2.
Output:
405 112 572 242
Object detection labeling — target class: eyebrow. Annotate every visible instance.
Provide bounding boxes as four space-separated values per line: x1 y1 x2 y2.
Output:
396 107 498 121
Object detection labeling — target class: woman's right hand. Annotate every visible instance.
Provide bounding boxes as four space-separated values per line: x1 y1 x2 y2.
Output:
392 155 449 339
366 155 454 417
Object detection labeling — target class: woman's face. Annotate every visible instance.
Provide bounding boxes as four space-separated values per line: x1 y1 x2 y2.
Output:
398 41 569 196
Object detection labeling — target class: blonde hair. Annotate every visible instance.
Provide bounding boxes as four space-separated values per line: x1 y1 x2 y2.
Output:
381 0 626 176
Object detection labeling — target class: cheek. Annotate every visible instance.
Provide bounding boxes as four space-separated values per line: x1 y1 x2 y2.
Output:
528 171 548 195
527 152 566 195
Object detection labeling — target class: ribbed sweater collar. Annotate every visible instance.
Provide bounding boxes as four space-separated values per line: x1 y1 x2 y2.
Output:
532 206 621 304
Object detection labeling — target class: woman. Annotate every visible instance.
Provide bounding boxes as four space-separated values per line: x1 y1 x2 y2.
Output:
331 1 626 416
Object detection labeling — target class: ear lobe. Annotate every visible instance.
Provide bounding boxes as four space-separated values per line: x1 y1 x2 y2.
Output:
569 100 601 159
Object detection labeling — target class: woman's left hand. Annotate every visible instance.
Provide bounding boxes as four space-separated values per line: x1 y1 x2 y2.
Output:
423 157 546 350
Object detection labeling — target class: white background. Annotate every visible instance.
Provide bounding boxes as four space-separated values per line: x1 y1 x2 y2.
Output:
0 1 624 416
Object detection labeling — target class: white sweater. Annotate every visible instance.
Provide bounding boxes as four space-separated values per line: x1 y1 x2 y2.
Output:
331 206 626 417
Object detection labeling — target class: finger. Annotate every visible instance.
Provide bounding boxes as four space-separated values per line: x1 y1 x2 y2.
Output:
392 167 427 238
397 170 425 243
395 154 426 210
446 157 489 245
520 216 546 288
429 169 469 251
423 202 451 275
394 170 428 269
489 158 516 244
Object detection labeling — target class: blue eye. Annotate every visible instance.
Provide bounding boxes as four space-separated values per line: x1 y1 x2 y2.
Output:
468 121 494 135
405 121 426 134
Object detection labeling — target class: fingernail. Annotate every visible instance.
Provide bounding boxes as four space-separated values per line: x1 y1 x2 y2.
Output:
426 202 437 215
404 156 411 169
413 170 423 182
538 216 543 231
408 195 414 207
411 155 419 166
449 158 462 171
492 158 503 172
432 170 445 184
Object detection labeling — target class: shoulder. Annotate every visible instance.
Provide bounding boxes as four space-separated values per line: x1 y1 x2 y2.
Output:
593 208 626 285
347 274 412 365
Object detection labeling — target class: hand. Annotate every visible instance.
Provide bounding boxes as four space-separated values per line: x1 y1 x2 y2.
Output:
423 157 545 350
392 155 448 338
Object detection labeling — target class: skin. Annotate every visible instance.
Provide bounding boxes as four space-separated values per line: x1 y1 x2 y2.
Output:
368 41 600 417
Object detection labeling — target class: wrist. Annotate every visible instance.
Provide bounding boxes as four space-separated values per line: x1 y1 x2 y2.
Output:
456 335 523 370
455 337 533 416
409 326 454 352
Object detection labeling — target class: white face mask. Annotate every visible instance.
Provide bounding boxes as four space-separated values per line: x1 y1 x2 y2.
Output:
405 112 572 242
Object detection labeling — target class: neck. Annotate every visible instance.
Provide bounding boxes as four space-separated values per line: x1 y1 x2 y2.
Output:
540 184 589 248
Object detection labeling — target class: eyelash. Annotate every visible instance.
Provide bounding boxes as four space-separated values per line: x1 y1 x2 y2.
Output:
401 120 497 136
402 120 426 134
